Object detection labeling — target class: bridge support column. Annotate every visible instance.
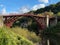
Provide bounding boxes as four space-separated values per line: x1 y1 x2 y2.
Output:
47 39 50 45
46 15 50 45
46 15 49 27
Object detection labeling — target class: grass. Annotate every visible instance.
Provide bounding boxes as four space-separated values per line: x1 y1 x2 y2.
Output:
0 26 34 45
11 27 41 43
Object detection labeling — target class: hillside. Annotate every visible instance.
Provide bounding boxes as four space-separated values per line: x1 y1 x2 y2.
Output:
0 27 33 45
29 2 60 14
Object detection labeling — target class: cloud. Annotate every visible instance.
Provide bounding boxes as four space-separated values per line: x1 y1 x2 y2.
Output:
9 11 19 14
0 6 30 15
8 6 30 14
19 6 30 14
0 4 4 7
38 0 49 3
1 8 7 14
32 4 45 10
0 4 45 15
8 4 45 14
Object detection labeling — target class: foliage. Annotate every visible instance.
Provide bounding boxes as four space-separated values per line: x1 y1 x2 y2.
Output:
11 27 41 43
41 22 60 45
0 27 34 45
27 22 39 33
12 16 40 43
13 17 39 34
57 12 60 16
33 2 60 14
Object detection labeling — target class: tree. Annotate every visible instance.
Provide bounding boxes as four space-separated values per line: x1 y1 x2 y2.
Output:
57 12 60 16
41 22 60 45
32 2 60 14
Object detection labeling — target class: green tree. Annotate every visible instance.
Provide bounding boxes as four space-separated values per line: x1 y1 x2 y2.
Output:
57 12 60 16
41 22 60 45
33 2 60 14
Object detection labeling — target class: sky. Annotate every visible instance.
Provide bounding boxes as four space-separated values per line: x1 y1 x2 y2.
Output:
0 0 60 14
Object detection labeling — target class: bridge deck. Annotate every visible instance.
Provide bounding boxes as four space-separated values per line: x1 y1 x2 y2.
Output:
3 14 55 18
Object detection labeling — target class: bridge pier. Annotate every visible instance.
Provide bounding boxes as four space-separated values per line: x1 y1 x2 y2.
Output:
46 15 49 27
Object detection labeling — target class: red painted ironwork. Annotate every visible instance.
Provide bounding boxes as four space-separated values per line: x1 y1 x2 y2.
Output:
3 14 52 29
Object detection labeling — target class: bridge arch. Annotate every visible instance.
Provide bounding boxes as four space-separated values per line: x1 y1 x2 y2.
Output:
3 14 46 30
12 16 40 33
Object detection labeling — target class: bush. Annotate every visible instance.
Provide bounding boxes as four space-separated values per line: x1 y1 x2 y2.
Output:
0 27 34 45
11 27 41 43
42 22 60 45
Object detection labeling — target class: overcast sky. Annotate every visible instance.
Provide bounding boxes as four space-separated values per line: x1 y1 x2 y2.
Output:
0 0 60 14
